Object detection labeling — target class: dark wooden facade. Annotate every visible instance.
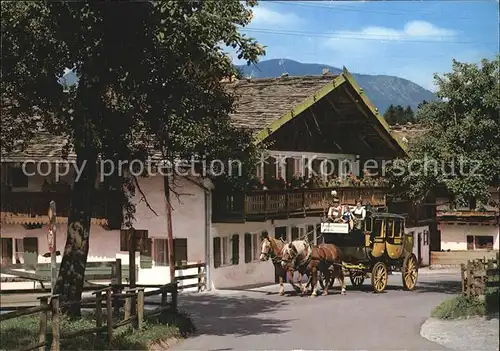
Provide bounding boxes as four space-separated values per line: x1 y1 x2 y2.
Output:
213 186 388 223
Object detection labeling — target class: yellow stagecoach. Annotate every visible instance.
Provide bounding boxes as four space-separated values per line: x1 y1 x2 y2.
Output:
320 209 418 293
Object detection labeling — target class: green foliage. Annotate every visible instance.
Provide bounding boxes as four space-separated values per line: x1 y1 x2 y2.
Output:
387 57 500 205
1 1 266 308
431 295 485 320
0 311 194 350
383 104 415 125
1 0 265 197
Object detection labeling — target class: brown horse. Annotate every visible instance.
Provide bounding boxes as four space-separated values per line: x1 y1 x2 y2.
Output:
259 234 310 296
281 240 346 297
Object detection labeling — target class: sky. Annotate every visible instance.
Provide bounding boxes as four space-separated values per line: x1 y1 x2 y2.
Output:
229 0 499 91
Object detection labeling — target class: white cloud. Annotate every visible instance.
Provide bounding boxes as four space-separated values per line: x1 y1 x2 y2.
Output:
326 21 456 45
249 6 302 27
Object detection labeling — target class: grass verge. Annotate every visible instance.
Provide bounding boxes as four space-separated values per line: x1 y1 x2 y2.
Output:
0 310 196 350
431 295 485 320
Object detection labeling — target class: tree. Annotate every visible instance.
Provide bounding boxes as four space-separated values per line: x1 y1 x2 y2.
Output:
387 57 500 207
1 0 265 316
383 104 414 125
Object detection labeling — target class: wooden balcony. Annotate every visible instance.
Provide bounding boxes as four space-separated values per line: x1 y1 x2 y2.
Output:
213 187 388 223
0 190 123 228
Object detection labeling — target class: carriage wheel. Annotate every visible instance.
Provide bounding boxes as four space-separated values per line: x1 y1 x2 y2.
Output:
402 253 418 291
349 272 365 287
371 262 388 293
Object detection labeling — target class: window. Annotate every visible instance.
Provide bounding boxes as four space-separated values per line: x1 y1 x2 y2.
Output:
365 218 373 232
393 219 402 238
423 230 429 245
373 219 383 237
152 238 188 266
474 236 494 250
244 232 261 263
8 167 28 188
285 158 295 181
1 238 13 266
466 235 474 250
307 225 315 244
119 230 148 252
213 235 239 268
386 219 394 238
14 237 38 268
275 227 286 241
291 227 299 241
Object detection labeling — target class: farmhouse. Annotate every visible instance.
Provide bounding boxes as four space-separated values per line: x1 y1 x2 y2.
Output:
391 123 499 266
1 67 433 290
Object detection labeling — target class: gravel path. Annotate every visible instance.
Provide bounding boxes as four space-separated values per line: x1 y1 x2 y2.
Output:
421 316 500 351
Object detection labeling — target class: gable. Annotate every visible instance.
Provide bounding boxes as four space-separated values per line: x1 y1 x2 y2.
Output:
227 68 407 158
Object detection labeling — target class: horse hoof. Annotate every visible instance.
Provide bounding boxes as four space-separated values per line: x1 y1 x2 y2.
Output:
322 291 328 296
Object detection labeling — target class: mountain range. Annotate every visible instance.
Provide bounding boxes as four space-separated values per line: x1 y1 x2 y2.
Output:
236 59 437 114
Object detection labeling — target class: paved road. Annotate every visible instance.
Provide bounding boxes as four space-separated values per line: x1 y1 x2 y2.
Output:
173 273 462 350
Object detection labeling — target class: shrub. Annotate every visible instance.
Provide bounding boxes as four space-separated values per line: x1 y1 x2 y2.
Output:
431 295 485 320
0 310 194 350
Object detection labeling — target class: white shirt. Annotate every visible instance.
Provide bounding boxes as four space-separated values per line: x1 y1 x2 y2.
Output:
352 206 366 219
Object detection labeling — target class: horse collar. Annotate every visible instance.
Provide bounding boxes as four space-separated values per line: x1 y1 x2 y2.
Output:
297 243 313 268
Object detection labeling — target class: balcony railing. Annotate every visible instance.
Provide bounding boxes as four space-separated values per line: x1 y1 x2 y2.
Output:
0 190 123 227
213 187 388 222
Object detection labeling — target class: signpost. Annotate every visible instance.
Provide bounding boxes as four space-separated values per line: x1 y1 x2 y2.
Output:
48 201 57 294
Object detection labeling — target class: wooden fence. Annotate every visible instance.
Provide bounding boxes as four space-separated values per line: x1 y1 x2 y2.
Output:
431 250 499 266
460 253 499 297
174 263 206 292
0 282 178 351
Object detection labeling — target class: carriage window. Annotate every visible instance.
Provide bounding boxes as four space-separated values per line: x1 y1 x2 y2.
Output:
372 219 383 237
364 218 373 232
386 219 394 238
394 219 402 237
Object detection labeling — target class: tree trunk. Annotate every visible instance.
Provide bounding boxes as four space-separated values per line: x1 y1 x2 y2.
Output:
163 175 175 283
55 151 97 317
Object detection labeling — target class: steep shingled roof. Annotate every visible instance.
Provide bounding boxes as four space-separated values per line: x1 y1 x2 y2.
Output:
225 75 338 130
2 71 407 161
389 123 429 144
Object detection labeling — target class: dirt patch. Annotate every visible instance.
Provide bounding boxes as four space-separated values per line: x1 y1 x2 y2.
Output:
148 336 181 350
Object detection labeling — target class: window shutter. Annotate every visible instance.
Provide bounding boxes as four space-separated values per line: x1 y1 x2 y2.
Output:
140 238 153 269
231 234 239 265
213 237 221 268
244 233 252 263
174 238 188 264
23 237 38 269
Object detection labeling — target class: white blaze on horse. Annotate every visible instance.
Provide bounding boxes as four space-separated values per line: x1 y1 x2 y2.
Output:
259 233 311 296
281 239 346 297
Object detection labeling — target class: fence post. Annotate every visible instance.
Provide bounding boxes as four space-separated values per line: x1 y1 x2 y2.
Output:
198 265 201 293
171 282 178 312
113 258 122 314
466 260 472 297
106 289 113 347
95 291 103 329
38 296 48 351
460 263 466 295
137 288 144 330
50 295 60 351
124 293 131 321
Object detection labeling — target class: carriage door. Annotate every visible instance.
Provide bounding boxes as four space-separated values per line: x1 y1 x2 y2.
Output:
274 227 287 283
386 218 403 259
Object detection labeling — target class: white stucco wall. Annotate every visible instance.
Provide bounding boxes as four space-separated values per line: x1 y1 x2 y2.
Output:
210 217 323 289
405 225 430 267
439 224 499 251
1 174 207 290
